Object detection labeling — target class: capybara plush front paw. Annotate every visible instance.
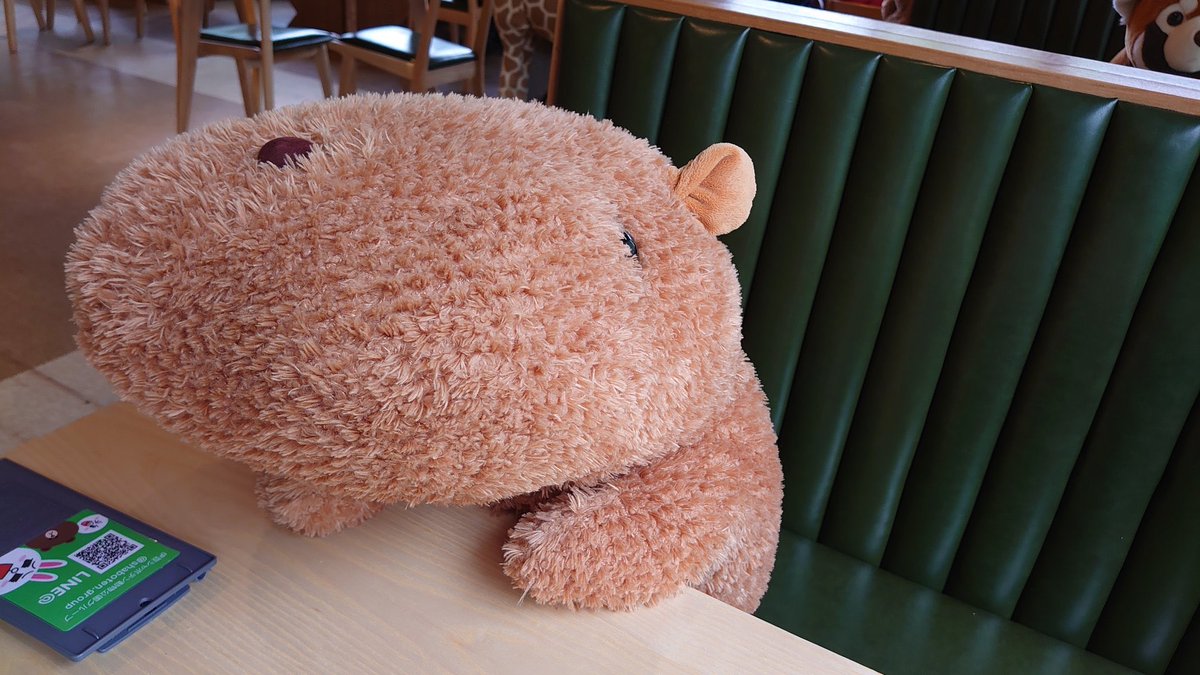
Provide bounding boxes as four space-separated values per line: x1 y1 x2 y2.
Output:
255 474 384 537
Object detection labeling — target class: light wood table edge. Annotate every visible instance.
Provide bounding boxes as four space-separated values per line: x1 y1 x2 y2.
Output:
2 404 876 674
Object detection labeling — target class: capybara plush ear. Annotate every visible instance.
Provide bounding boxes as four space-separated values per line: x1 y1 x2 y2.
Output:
673 143 756 236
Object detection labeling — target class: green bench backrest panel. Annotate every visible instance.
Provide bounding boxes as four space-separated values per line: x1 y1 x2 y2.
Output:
555 1 1200 672
909 0 1126 62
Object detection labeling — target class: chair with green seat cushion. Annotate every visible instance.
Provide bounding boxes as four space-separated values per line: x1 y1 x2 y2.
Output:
200 25 335 51
438 0 487 46
336 26 476 68
192 0 335 118
550 0 1200 673
331 0 492 96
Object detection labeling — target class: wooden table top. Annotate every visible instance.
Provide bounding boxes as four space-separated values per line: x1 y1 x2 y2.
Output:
1 404 873 673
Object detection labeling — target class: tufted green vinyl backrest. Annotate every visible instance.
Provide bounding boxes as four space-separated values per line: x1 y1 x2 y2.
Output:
908 0 1126 61
553 1 1200 672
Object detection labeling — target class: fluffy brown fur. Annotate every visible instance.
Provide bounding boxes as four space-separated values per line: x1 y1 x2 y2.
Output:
66 93 782 612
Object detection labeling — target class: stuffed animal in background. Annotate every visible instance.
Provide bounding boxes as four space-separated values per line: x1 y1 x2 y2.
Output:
65 93 783 613
881 0 912 23
1113 0 1200 76
493 0 557 100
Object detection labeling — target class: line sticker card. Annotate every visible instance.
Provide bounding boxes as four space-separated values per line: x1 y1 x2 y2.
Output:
0 510 179 631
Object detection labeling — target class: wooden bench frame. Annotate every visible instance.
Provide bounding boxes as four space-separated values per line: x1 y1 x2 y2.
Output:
547 0 1200 115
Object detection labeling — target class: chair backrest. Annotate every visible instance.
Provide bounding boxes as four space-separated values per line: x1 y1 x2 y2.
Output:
344 0 492 75
549 1 1200 672
908 0 1126 61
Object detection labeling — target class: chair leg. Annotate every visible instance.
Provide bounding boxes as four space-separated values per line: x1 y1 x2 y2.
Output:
260 61 273 111
46 0 55 30
30 0 47 30
71 0 93 43
134 0 144 38
235 59 259 116
470 68 484 97
96 0 110 45
248 65 262 113
470 50 486 97
171 0 201 132
410 72 427 94
337 52 357 96
4 0 17 54
315 44 333 98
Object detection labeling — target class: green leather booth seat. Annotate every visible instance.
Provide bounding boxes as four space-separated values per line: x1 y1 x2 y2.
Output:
552 1 1200 673
907 0 1126 62
758 532 1136 674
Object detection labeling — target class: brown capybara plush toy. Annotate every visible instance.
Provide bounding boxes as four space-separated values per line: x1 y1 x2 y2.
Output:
65 93 783 613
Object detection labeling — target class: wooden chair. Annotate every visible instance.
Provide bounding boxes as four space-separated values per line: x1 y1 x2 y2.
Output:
44 0 147 45
332 0 492 96
4 0 44 53
438 0 482 45
172 0 335 130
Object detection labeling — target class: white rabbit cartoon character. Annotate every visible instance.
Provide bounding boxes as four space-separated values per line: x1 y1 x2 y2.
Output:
0 548 67 596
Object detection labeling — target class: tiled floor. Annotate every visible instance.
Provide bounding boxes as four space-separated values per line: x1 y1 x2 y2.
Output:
0 0 548 455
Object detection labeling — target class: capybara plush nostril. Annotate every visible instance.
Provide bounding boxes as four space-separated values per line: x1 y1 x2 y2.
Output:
1194 29 1200 47
257 136 314 167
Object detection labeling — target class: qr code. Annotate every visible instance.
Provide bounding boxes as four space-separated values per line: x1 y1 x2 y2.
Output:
69 531 143 573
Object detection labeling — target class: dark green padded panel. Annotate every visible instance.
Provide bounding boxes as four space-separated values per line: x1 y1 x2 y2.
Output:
756 532 1136 675
718 32 811 301
818 72 1031 565
1044 1 1089 55
553 0 624 118
909 0 940 30
882 89 1115 591
1103 17 1127 63
777 57 954 539
554 3 1200 671
986 0 1027 46
1166 610 1200 675
1074 1 1125 60
604 8 682 143
944 104 1200 619
740 45 879 430
961 1 994 40
655 19 748 166
912 0 1124 61
1088 401 1200 674
1068 0 1121 59
1015 0 1055 50
933 0 980 37
1014 169 1200 648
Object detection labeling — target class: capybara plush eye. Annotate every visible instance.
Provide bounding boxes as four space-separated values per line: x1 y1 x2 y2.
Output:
621 230 638 259
257 136 314 167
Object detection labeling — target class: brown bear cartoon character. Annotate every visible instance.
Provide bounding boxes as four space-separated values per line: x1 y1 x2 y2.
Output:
66 94 783 612
1113 0 1200 77
26 521 79 552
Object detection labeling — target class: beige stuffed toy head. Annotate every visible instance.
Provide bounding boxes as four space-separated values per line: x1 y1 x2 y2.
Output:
67 94 780 613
